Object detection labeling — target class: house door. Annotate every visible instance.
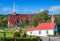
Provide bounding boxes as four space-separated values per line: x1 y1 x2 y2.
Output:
54 31 58 36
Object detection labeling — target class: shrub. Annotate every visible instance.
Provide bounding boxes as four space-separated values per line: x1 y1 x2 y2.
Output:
14 32 20 38
22 32 27 38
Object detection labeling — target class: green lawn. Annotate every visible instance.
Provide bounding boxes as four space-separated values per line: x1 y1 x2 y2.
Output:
0 27 28 38
0 33 4 38
0 32 13 38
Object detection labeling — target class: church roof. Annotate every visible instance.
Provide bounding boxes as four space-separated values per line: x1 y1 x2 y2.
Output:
27 22 54 31
8 14 33 26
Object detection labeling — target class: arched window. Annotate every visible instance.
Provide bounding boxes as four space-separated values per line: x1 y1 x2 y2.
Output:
16 20 19 24
16 20 19 23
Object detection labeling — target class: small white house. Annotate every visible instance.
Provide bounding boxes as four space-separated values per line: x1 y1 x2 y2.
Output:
27 14 58 36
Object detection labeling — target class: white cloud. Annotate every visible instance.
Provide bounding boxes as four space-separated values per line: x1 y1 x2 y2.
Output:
2 7 13 14
2 7 19 13
22 8 35 14
36 6 60 14
40 9 45 12
2 7 11 11
48 6 60 12
30 10 35 13
24 8 28 12
36 9 45 13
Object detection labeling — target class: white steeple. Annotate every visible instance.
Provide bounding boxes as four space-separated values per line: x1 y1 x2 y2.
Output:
13 0 16 14
51 13 55 24
51 14 54 21
51 11 55 21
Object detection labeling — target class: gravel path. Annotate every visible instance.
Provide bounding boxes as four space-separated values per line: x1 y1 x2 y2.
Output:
41 36 60 41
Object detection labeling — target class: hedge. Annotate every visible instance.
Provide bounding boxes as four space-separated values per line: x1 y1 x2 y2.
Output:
0 38 37 41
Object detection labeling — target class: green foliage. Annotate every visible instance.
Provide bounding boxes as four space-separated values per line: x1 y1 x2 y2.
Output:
0 38 37 41
0 15 8 27
19 18 28 27
29 10 49 27
33 19 39 27
55 15 60 33
37 10 49 22
14 32 20 38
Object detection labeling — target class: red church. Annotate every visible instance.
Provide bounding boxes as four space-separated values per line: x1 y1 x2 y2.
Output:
8 14 33 26
8 2 33 27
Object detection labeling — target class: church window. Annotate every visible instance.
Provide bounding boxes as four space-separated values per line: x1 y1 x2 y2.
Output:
39 30 41 34
16 20 19 24
46 30 48 34
30 32 32 35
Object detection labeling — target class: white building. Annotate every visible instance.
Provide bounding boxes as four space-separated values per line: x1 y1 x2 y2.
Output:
27 14 58 36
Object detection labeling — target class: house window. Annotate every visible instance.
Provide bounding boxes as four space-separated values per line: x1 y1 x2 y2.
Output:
46 30 48 34
30 32 32 35
39 30 41 34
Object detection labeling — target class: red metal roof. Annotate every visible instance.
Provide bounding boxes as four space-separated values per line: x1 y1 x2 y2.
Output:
27 21 54 31
36 22 54 30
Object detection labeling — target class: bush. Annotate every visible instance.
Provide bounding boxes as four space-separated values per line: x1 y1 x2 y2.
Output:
22 32 27 38
14 32 20 38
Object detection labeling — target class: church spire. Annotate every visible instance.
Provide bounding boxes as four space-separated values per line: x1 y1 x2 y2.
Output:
51 13 55 23
13 0 16 14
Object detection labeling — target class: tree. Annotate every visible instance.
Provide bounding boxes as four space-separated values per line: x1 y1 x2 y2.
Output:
0 15 8 27
20 18 27 27
29 10 49 27
55 15 60 33
37 10 49 23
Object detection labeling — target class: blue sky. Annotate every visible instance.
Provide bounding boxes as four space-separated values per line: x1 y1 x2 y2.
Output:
0 0 60 15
